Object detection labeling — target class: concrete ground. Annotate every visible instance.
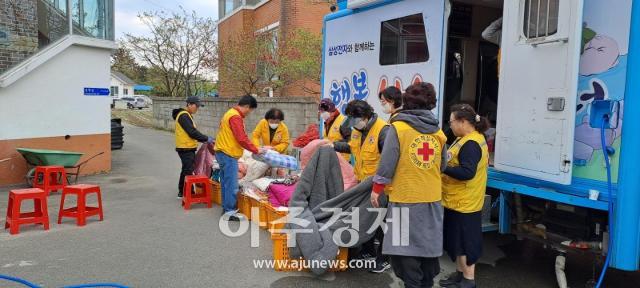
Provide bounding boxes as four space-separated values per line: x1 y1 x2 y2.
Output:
1 123 639 288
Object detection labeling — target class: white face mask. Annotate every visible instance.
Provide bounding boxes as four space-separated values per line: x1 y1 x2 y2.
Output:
382 103 393 114
354 119 367 130
320 111 331 121
269 123 279 129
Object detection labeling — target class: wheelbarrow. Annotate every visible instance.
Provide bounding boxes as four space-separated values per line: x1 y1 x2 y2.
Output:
16 148 105 186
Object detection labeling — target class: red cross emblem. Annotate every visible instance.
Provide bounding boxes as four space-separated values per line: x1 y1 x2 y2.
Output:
417 142 435 161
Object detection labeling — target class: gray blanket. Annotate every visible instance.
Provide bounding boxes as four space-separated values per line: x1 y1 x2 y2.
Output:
287 147 388 275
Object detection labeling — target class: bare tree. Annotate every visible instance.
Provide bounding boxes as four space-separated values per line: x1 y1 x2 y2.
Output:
123 8 216 97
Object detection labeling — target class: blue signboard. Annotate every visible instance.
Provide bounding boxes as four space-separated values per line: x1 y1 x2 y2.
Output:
84 88 110 96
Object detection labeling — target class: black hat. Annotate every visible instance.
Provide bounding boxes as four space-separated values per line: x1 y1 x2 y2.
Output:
186 96 204 107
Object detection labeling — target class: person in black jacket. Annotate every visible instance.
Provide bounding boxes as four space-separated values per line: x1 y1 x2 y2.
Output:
172 96 213 198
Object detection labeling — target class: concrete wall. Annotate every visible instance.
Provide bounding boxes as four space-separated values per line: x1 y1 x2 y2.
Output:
152 97 319 141
0 45 113 185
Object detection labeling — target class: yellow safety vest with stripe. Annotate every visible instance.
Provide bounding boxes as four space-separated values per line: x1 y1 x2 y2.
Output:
175 110 198 149
215 108 245 159
442 131 489 213
251 119 290 154
349 117 387 181
388 121 446 203
323 113 349 160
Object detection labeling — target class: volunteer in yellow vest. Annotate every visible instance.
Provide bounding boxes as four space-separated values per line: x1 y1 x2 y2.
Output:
379 86 403 120
330 100 389 181
318 98 350 160
439 104 490 288
371 82 447 287
172 96 213 198
251 108 290 154
215 95 265 222
324 99 391 273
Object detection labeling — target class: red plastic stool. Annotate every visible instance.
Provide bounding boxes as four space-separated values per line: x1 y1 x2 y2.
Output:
5 188 50 235
33 165 68 195
58 184 104 226
182 175 213 210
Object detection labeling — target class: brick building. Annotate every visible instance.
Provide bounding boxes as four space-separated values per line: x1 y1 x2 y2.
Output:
217 0 333 97
0 0 116 185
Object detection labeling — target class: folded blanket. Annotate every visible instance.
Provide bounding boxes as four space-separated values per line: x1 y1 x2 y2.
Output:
252 177 278 191
287 147 388 275
268 183 297 207
239 154 270 187
253 150 299 170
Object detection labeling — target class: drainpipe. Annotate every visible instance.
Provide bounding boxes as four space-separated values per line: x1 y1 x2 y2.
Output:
610 0 640 271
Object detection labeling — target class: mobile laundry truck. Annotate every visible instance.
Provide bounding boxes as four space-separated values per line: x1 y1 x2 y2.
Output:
321 0 640 283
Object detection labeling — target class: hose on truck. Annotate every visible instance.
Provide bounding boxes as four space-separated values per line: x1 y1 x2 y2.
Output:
596 114 614 288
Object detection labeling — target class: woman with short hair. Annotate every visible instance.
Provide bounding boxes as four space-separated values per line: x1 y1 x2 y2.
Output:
251 108 290 154
438 103 490 288
371 82 447 288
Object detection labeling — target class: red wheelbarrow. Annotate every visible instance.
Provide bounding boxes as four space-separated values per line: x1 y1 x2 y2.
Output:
16 148 105 186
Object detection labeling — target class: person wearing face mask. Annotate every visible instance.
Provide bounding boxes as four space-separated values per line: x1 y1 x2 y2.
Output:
251 108 290 154
215 95 266 222
379 86 403 119
318 98 351 159
438 104 490 288
324 100 391 273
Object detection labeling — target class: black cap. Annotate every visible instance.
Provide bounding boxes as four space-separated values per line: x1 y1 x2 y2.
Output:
186 96 204 107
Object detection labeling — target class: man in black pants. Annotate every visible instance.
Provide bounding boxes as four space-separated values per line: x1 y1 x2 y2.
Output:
172 96 213 198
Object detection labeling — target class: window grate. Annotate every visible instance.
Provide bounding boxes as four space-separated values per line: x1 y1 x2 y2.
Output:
523 0 559 39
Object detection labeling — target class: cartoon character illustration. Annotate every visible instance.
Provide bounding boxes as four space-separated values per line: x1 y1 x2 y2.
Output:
376 74 423 95
580 34 620 76
573 23 625 168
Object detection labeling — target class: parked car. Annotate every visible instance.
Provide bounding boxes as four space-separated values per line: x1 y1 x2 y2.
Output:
120 97 147 109
134 95 153 106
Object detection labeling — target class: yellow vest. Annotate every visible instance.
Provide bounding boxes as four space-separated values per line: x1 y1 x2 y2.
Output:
175 110 198 149
442 131 489 213
323 113 346 142
251 119 290 154
323 113 349 161
349 117 387 181
388 121 446 203
215 108 245 158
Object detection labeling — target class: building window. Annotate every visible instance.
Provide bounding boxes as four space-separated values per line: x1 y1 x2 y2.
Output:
523 0 559 39
123 88 128 95
379 13 429 66
110 86 119 96
256 28 278 82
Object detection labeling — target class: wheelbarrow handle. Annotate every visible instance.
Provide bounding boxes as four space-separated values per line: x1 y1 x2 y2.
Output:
74 152 105 167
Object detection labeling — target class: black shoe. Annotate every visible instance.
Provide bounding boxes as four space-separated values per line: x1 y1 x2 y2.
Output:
222 211 245 222
439 271 463 287
369 260 391 273
458 278 476 288
177 193 183 199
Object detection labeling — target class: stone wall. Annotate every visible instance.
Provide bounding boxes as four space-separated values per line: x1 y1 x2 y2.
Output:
152 97 319 141
0 0 38 74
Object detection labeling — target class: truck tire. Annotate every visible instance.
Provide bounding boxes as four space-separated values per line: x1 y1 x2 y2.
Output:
111 118 124 150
